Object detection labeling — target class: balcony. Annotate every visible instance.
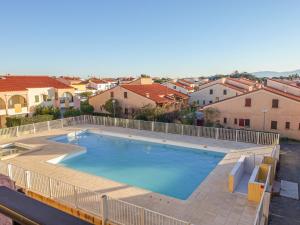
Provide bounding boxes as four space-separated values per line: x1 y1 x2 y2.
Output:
0 109 6 116
7 107 28 116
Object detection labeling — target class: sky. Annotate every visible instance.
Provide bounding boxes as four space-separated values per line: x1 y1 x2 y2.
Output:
0 0 300 78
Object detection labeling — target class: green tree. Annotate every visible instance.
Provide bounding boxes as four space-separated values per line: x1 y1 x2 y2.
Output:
203 107 220 126
80 101 94 114
103 99 122 117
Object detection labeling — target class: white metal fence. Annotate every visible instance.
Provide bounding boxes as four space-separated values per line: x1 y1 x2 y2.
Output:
0 162 190 225
82 115 280 145
0 115 279 145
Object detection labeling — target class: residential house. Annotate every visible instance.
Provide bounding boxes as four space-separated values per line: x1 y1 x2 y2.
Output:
189 77 260 106
0 75 78 127
163 81 194 95
89 82 189 117
57 76 88 94
88 78 117 92
202 79 300 140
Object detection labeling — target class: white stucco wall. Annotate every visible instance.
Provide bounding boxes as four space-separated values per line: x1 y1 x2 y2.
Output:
189 84 241 106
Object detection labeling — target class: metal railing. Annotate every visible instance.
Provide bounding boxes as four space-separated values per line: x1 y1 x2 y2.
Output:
0 162 190 225
0 115 279 145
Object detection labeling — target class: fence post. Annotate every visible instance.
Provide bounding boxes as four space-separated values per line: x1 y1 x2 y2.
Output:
61 119 64 128
47 121 50 131
16 126 19 137
140 208 145 225
102 195 108 225
114 118 117 127
235 130 238 142
73 186 78 208
138 120 141 130
7 164 13 179
151 121 154 132
25 170 31 189
215 128 219 140
181 124 184 135
165 123 168 133
49 177 52 198
256 132 260 145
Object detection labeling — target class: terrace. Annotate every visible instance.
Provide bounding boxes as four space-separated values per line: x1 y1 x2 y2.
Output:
0 116 279 225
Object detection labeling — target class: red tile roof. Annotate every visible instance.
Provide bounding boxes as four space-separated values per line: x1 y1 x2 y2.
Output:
178 79 193 85
227 77 257 86
89 78 108 84
263 86 300 101
0 76 72 92
170 82 194 91
121 84 188 104
270 79 300 89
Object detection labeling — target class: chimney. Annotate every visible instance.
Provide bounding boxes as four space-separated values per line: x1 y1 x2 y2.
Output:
145 93 150 98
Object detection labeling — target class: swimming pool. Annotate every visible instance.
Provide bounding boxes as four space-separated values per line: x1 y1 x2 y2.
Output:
50 131 224 200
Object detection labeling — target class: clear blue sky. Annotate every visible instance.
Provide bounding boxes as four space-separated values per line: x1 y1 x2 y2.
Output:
1 0 300 77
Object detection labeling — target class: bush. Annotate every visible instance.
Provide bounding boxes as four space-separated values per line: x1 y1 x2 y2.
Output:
6 114 54 127
34 106 61 119
134 104 166 121
63 108 81 118
80 101 94 115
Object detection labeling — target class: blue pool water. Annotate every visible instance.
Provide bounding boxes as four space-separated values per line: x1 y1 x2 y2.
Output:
50 132 224 200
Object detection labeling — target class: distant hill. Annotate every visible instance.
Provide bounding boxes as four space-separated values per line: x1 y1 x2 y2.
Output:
252 69 300 78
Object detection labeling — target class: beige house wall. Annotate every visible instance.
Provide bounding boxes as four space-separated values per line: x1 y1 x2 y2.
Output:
89 86 156 114
189 83 241 106
204 89 300 140
129 77 153 85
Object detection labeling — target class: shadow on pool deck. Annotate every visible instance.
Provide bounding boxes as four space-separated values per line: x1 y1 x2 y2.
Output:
269 140 300 225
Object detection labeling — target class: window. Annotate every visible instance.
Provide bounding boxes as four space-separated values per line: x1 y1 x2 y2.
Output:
173 86 177 89
245 119 250 127
124 92 128 98
196 100 200 104
110 92 114 98
209 100 213 104
124 108 128 114
223 118 227 124
55 92 58 100
285 122 290 130
271 121 277 130
272 99 279 108
239 119 245 127
223 89 227 95
299 123 300 130
216 97 219 101
245 98 251 107
131 108 135 114
234 118 237 124
35 95 39 103
203 100 206 105
209 89 213 95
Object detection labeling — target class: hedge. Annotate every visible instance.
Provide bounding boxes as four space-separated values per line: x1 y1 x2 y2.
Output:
6 114 54 127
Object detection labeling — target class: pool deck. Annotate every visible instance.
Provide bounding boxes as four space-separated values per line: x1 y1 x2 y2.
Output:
0 124 274 225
